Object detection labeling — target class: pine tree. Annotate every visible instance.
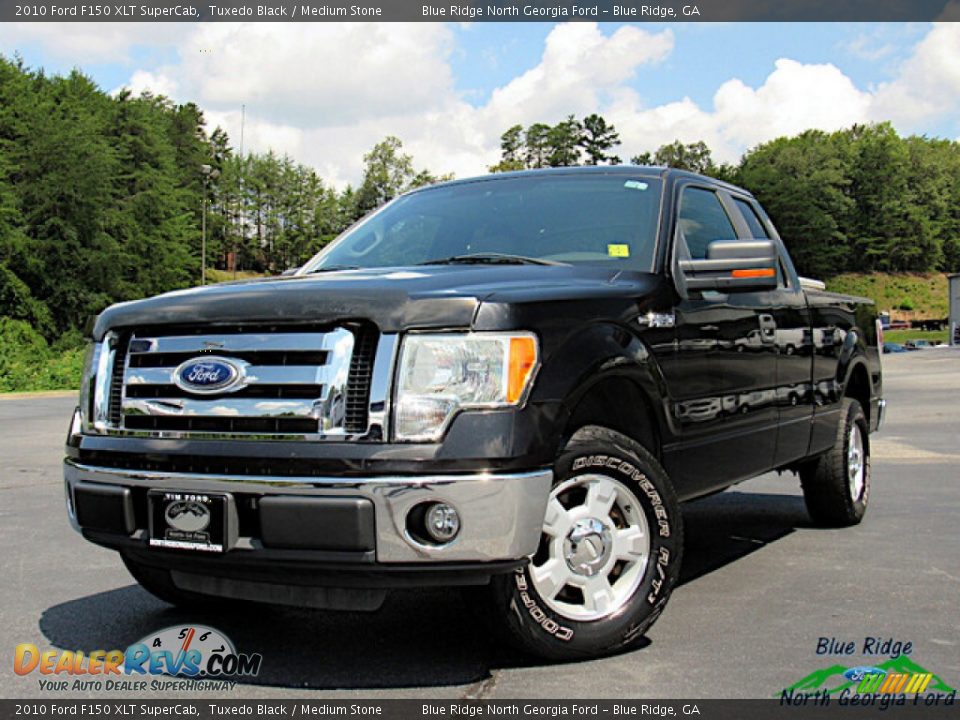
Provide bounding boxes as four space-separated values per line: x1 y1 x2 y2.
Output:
579 114 621 165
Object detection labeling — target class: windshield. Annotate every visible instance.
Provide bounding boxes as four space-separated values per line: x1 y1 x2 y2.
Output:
301 174 663 273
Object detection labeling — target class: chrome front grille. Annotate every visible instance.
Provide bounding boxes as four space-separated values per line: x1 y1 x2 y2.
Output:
91 325 389 440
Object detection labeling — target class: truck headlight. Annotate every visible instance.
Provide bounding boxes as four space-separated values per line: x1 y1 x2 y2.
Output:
394 332 539 441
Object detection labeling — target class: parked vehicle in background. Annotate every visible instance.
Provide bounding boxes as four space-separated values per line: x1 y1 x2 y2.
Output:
910 318 947 331
63 167 885 661
889 320 910 330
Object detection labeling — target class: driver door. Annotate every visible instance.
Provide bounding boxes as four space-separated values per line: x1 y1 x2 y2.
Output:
657 183 779 497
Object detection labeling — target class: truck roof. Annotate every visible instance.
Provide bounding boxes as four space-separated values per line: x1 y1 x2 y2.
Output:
412 165 755 199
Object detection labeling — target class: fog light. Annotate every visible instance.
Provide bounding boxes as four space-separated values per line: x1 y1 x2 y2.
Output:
425 503 460 543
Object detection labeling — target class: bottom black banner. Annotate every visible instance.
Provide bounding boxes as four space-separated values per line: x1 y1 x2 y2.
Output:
2 699 957 720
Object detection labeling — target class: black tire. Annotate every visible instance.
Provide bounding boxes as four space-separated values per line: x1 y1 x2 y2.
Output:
800 398 870 527
122 555 222 608
486 425 683 661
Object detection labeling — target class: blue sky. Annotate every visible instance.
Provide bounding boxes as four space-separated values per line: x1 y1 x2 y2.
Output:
2 22 956 185
448 23 928 113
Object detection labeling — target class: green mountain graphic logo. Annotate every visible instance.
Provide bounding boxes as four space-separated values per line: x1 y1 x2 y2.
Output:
781 656 957 697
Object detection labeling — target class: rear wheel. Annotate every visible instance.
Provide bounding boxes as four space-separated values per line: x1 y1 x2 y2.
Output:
487 426 683 660
800 398 871 527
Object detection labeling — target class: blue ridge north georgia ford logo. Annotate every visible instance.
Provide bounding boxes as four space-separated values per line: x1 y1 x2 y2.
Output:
173 357 242 394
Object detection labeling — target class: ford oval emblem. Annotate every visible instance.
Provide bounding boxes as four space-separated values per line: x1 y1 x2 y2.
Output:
173 356 243 395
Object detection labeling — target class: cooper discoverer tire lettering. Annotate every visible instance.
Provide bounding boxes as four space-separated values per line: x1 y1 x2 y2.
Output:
486 425 683 660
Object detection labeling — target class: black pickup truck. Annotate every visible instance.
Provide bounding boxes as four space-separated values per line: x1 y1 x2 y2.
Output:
65 166 884 660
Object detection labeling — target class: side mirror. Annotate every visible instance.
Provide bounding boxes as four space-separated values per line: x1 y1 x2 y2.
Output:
280 267 300 277
679 240 778 292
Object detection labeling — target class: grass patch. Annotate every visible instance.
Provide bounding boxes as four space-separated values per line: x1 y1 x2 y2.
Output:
883 329 948 345
826 273 948 318
206 268 269 283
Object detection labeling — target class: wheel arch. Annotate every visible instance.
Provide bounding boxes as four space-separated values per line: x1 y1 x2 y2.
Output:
533 323 669 461
563 375 662 460
842 359 873 428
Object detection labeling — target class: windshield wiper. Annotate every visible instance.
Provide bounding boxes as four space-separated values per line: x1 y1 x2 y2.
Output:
418 253 563 266
306 264 362 274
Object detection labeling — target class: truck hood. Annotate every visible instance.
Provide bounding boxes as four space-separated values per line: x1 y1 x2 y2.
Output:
92 265 662 339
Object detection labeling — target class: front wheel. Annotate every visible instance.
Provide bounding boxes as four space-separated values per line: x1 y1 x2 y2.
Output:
487 426 683 660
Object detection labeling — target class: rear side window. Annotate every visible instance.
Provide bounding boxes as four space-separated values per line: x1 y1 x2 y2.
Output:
676 187 737 259
734 196 789 288
733 197 770 239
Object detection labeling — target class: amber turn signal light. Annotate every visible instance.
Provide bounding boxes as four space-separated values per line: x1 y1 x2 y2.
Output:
731 268 776 279
507 336 538 404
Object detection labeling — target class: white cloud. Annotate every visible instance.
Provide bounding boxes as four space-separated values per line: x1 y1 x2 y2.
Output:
481 23 674 127
12 21 955 186
715 59 872 148
845 34 896 62
869 24 960 129
601 58 873 163
122 22 675 186
124 69 178 98
143 23 456 126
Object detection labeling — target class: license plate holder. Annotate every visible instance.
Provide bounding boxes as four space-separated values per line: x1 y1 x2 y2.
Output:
148 491 228 553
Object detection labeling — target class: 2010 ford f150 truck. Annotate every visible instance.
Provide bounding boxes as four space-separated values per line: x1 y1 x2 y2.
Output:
64 167 884 660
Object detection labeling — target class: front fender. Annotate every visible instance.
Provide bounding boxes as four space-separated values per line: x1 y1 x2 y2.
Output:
531 321 672 452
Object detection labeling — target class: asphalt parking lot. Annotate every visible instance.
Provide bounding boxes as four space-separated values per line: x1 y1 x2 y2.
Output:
2 350 958 700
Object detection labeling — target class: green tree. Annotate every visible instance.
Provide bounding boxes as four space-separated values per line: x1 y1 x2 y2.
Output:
631 151 654 166
490 124 526 173
524 123 552 169
11 69 124 332
353 136 448 218
634 140 717 175
738 130 854 277
579 114 621 165
107 90 197 297
848 123 941 272
547 115 583 167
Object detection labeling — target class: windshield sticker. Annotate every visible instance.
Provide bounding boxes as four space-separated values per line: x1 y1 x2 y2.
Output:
624 180 648 190
608 244 631 258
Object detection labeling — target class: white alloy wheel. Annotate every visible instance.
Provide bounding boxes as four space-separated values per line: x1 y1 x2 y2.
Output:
848 423 866 501
529 473 651 622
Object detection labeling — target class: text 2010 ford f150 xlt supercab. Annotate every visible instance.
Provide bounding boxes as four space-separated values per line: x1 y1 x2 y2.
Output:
64 167 884 660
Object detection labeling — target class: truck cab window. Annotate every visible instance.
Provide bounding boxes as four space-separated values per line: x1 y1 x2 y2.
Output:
676 187 737 259
733 197 770 239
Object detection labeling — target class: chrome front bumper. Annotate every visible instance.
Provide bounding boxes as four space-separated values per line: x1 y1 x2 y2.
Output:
63 459 552 564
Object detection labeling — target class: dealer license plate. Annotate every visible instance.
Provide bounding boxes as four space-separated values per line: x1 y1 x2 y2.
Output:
148 491 227 553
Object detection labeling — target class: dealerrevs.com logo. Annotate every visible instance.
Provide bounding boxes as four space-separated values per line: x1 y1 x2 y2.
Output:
14 625 262 692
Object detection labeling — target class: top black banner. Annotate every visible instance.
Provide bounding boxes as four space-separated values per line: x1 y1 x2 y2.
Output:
6 0 960 22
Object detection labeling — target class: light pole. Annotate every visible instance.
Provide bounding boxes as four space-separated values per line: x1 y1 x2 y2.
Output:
200 164 219 285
